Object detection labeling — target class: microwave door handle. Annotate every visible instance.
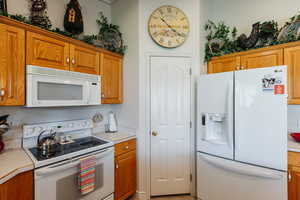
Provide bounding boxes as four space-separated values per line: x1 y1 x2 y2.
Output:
86 82 91 104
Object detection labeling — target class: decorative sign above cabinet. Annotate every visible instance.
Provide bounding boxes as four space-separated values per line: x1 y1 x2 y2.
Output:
148 5 189 48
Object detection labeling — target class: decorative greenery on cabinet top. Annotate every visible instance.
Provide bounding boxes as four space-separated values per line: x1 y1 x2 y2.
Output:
205 12 300 62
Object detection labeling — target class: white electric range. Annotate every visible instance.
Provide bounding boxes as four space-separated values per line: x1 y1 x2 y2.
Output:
23 119 114 200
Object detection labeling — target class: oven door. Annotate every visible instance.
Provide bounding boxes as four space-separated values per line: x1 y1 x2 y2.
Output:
35 148 114 200
27 74 90 107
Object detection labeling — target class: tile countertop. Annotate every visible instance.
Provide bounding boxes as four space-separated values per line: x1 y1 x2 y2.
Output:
0 148 34 184
93 131 136 144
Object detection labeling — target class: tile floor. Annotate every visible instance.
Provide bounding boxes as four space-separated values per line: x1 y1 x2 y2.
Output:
151 195 195 200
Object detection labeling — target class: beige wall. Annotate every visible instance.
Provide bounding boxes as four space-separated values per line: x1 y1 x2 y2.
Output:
111 0 139 133
207 0 300 35
7 0 111 35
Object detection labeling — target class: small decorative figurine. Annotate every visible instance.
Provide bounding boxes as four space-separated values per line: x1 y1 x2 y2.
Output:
237 22 260 49
64 0 84 35
30 0 52 29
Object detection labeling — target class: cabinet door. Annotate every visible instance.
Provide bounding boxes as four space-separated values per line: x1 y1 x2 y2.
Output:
285 46 300 104
70 44 100 75
115 151 137 200
241 49 283 70
27 31 70 70
100 53 123 104
289 166 300 200
0 171 33 200
0 24 25 106
208 56 240 73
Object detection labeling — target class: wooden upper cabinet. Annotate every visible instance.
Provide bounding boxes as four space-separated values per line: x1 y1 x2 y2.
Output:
27 31 70 70
100 53 123 104
240 49 283 69
69 44 100 75
285 46 300 104
208 56 240 73
0 24 25 106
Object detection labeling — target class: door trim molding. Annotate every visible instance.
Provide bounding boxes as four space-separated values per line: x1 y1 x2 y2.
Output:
137 53 195 200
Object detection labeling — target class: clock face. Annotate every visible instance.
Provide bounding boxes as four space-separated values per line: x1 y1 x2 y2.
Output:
148 5 190 48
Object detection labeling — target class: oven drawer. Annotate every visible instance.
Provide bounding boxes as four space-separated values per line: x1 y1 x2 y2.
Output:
115 139 136 157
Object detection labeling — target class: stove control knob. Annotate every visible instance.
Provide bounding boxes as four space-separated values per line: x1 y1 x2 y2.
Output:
82 121 89 127
68 123 74 128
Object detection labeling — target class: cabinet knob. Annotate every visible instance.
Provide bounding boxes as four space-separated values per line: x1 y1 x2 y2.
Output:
66 57 70 64
123 146 129 150
101 93 105 98
0 89 5 101
240 66 245 70
236 66 240 70
72 58 75 65
288 171 292 182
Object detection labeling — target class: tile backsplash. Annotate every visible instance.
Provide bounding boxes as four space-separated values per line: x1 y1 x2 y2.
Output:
0 106 113 149
288 105 300 133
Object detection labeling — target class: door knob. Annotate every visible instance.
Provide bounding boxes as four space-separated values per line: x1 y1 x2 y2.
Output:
152 131 158 136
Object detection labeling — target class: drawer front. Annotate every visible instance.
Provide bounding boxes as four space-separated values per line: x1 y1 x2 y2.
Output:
289 151 300 167
115 139 136 157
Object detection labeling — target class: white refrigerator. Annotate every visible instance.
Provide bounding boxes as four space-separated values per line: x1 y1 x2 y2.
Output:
196 66 287 200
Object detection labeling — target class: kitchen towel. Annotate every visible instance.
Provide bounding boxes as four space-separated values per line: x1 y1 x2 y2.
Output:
79 155 96 195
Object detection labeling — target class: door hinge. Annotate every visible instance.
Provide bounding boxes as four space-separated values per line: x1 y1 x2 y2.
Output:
190 121 192 128
190 174 192 182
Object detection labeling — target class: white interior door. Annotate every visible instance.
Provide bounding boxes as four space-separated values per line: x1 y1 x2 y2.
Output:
150 56 191 196
197 72 234 160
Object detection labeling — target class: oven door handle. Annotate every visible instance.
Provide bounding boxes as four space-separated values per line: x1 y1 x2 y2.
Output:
35 148 113 176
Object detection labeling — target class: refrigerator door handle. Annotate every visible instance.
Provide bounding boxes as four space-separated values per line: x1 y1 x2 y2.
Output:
201 154 284 180
227 80 234 149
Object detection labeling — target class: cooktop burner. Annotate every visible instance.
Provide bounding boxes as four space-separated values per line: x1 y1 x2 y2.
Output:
29 137 108 161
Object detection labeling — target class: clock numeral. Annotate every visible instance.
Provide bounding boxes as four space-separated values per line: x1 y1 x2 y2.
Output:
181 17 186 21
176 39 180 44
159 9 164 15
159 37 164 43
152 16 158 20
168 41 172 46
153 32 158 37
167 7 172 13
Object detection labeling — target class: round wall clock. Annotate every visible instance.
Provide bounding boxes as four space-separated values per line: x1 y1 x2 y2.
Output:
148 5 190 48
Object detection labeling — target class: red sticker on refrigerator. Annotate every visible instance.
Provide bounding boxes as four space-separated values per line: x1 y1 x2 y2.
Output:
274 85 284 95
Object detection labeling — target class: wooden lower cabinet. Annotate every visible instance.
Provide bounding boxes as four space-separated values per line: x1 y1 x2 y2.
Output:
0 24 25 106
100 53 123 104
288 151 300 200
115 139 137 200
0 171 33 200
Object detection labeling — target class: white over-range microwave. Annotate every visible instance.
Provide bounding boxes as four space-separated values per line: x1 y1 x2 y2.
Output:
26 65 101 107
